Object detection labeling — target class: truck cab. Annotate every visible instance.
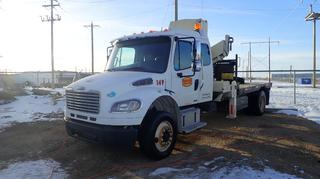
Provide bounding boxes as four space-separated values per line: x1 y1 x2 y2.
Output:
64 19 270 159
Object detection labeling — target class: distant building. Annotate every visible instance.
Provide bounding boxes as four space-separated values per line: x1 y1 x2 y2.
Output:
5 71 92 87
272 73 320 79
272 73 320 83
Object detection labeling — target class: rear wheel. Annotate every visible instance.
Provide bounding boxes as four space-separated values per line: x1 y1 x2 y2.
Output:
139 111 177 160
248 90 266 116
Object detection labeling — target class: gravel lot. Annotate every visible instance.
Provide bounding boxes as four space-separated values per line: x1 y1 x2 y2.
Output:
0 112 319 178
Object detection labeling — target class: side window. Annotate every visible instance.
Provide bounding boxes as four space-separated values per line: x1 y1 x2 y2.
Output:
174 41 193 70
201 44 211 66
114 47 135 67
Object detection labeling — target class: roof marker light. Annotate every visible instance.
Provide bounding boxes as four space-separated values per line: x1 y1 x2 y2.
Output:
194 23 202 31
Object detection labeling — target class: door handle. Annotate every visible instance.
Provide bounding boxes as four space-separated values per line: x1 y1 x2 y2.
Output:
194 79 199 91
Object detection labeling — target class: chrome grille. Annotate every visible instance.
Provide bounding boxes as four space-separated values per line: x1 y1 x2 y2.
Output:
66 90 100 114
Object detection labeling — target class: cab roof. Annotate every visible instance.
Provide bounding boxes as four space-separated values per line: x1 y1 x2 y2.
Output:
112 19 209 44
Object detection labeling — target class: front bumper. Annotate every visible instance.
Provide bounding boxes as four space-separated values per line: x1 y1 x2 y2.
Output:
65 117 138 146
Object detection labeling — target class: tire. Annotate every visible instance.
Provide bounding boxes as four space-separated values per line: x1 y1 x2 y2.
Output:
248 90 266 116
138 111 177 160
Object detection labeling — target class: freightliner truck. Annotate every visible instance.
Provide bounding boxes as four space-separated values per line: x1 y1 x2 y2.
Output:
64 19 272 159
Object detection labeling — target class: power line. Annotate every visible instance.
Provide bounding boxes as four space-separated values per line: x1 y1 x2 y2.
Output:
64 0 117 4
41 0 61 88
241 39 280 83
179 1 306 12
160 0 172 29
84 22 100 74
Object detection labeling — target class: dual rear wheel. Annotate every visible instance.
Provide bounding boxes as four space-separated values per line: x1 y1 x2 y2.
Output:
248 90 266 115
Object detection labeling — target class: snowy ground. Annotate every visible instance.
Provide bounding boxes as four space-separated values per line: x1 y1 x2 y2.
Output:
149 166 300 179
267 80 320 124
149 157 301 179
0 159 68 179
0 88 65 131
0 158 300 179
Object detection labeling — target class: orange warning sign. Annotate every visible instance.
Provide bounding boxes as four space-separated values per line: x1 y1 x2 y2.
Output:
182 77 192 87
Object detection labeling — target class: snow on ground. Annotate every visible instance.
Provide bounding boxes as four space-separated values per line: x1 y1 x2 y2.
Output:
38 87 66 95
150 165 300 179
208 166 300 179
0 94 65 131
149 167 193 176
149 156 301 179
24 87 66 95
267 80 320 124
0 159 68 179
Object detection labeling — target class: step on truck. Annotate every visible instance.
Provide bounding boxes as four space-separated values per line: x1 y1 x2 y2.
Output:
64 19 272 159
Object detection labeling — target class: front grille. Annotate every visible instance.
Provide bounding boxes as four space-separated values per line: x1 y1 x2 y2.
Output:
66 90 100 114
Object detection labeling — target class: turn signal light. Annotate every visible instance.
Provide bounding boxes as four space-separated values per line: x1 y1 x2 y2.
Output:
194 23 202 31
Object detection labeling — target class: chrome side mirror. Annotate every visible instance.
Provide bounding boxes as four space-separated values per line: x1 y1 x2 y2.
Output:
195 41 201 60
191 60 202 72
106 46 113 62
192 41 202 72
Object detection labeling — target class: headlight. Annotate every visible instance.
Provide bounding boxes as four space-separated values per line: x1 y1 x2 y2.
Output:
111 99 141 113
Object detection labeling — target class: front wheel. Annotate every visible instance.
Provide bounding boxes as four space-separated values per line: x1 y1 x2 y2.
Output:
139 111 177 160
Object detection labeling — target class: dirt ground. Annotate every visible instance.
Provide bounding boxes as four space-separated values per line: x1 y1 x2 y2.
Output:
0 111 319 178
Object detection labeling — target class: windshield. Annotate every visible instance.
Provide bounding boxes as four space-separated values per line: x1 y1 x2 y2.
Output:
106 37 171 73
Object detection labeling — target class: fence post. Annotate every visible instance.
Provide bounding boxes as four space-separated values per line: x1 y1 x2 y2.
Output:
293 70 296 105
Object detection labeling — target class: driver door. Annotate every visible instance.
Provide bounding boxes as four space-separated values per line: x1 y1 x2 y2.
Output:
171 40 202 106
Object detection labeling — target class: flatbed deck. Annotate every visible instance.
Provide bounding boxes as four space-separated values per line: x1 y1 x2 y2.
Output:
238 82 272 96
213 82 272 102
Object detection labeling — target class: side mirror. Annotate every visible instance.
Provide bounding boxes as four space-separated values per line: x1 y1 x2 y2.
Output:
106 46 113 62
191 60 201 72
195 41 201 60
192 41 202 72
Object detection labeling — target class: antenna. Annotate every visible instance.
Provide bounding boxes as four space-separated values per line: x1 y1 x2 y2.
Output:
175 0 178 21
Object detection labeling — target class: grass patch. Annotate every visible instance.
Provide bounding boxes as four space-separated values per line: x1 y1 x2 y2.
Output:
0 91 15 101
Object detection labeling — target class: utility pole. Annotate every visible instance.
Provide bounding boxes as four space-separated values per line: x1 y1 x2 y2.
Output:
305 4 320 88
41 0 61 88
175 0 178 21
84 22 100 74
268 37 271 83
241 39 280 83
249 42 252 83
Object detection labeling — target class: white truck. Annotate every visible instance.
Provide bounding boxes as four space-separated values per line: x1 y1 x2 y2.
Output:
64 19 272 159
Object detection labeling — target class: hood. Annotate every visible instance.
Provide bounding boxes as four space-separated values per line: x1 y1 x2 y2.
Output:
67 71 161 92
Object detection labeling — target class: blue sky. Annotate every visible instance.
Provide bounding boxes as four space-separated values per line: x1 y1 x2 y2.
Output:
0 0 319 72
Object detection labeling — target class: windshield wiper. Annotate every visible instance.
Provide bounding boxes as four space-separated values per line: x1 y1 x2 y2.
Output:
123 66 146 71
107 66 146 72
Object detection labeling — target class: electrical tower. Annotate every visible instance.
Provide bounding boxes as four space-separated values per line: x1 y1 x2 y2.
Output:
241 39 280 83
41 0 61 88
305 4 320 88
84 22 100 74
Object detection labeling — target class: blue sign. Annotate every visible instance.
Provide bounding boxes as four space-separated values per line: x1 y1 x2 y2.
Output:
301 78 311 84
